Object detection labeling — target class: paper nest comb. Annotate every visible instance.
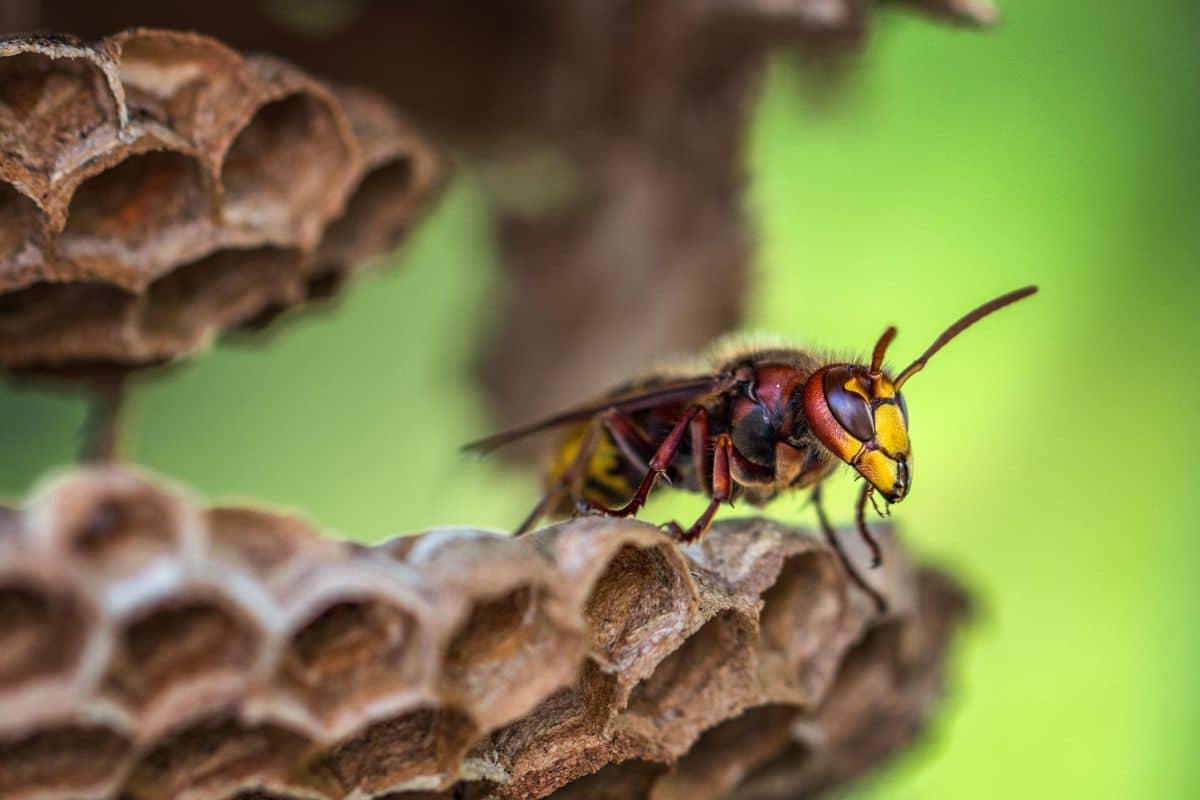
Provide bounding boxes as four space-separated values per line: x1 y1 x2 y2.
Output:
0 466 967 800
0 29 442 377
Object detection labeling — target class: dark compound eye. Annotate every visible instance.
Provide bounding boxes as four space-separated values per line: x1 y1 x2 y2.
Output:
823 367 874 441
897 391 909 427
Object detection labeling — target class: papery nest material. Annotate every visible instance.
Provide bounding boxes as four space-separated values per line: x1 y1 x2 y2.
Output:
0 465 968 799
0 28 443 378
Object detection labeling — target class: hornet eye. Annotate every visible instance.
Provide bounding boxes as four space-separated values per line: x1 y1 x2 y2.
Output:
897 391 909 427
823 367 874 441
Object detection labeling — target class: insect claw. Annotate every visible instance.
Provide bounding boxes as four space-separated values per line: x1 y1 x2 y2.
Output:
868 491 887 519
659 520 685 539
573 499 602 519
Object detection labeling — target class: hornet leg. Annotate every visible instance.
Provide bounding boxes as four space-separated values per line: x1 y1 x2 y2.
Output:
855 483 884 568
578 405 707 519
663 433 734 544
515 420 601 534
811 484 887 614
600 408 657 471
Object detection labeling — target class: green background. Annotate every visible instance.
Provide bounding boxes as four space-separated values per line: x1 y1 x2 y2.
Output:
2 1 1197 797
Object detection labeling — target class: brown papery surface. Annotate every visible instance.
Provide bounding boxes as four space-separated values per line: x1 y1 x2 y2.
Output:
0 466 967 799
0 29 442 378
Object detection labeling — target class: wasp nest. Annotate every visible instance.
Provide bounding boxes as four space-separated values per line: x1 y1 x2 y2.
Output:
0 465 966 800
0 29 442 377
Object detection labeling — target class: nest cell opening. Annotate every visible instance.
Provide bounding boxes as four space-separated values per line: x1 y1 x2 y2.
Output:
441 585 575 721
759 553 842 652
311 707 477 796
219 93 350 238
656 704 800 799
583 545 691 672
0 280 137 369
60 487 181 579
0 52 119 168
482 659 621 789
625 610 756 738
116 33 232 104
734 738 815 798
349 157 414 216
141 246 304 346
279 597 418 723
757 551 846 700
104 596 258 714
205 507 320 582
820 622 904 712
317 156 416 267
0 580 88 692
60 150 210 259
122 716 311 800
0 723 132 799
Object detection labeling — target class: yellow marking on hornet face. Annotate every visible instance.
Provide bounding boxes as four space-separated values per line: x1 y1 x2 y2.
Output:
868 375 910 458
873 403 909 456
842 375 872 401
855 448 905 499
857 374 912 500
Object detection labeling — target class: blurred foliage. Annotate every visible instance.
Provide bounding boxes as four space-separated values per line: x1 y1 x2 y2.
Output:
1 0 1197 796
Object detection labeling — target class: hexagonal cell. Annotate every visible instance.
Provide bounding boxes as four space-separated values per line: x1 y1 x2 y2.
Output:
276 595 421 728
621 610 758 757
738 614 955 800
0 183 47 285
219 93 352 245
0 723 132 800
103 594 260 731
484 659 621 797
0 49 121 192
0 578 90 695
114 30 245 150
58 150 215 281
0 280 137 370
755 551 847 704
441 585 583 729
306 707 477 797
45 477 186 581
140 246 306 352
315 157 416 275
652 705 798 800
583 544 694 673
725 739 814 800
206 506 334 587
122 716 313 800
820 621 907 717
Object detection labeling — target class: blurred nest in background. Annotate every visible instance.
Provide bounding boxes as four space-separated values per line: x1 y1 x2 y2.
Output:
18 0 996 455
0 28 442 380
